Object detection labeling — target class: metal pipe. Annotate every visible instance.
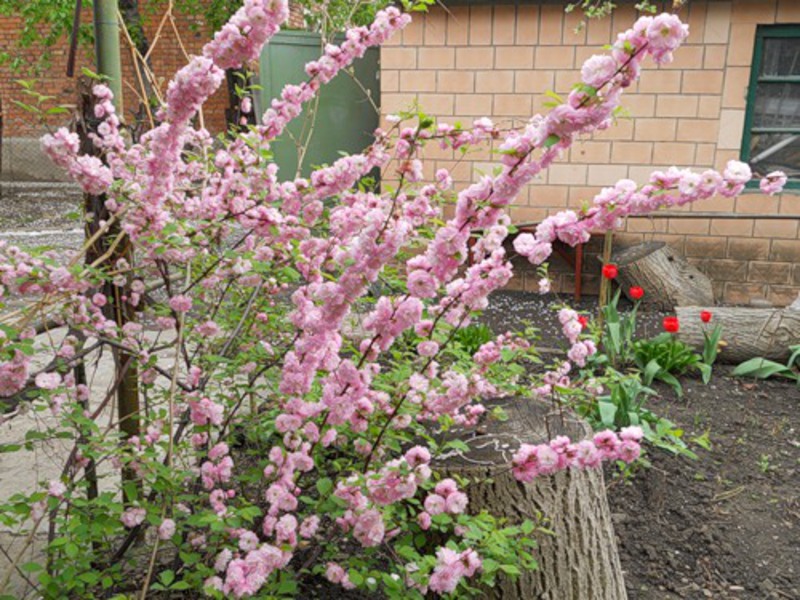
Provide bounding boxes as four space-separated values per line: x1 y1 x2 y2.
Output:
93 0 123 111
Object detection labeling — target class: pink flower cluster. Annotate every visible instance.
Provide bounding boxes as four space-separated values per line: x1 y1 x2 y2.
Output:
512 427 643 483
428 547 482 594
201 442 234 490
421 478 468 521
0 350 30 397
41 127 112 195
204 0 290 70
514 160 778 270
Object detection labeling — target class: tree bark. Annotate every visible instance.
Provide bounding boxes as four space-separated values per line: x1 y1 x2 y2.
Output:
676 305 800 363
611 242 714 310
434 397 627 600
77 78 141 501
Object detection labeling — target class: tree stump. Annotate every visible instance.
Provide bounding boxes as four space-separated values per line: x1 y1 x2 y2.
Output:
434 397 627 600
610 242 714 310
676 305 800 363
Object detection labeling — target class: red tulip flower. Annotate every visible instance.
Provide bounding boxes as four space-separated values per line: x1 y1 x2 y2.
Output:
629 286 644 300
602 264 618 279
578 315 589 329
663 316 680 333
700 310 712 323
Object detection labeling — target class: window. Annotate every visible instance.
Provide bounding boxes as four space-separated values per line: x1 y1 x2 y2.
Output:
741 25 800 188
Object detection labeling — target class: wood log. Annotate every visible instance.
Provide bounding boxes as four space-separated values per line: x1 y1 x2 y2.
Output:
676 305 800 363
434 397 627 600
610 242 714 310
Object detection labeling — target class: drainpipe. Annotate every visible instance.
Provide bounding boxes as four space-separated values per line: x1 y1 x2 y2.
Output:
93 0 123 111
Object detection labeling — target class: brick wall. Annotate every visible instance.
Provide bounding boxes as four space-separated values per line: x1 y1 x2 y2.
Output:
381 0 800 306
0 1 311 139
0 7 241 139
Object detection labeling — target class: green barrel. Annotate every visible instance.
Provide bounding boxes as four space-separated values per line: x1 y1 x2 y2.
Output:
258 30 380 179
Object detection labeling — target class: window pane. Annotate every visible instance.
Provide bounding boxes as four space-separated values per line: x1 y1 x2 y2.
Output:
761 37 800 76
749 132 800 178
751 82 800 128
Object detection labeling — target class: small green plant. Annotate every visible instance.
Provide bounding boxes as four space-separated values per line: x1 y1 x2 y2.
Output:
575 370 696 458
699 310 723 367
633 333 711 397
597 288 641 368
732 345 800 386
758 454 772 474
452 323 494 356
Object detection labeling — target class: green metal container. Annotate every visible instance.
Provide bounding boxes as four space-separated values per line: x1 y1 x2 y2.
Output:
258 30 380 179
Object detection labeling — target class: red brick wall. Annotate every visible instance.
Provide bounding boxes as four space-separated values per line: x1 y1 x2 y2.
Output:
0 6 243 138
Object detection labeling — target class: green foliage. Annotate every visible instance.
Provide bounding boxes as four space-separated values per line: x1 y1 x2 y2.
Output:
452 323 494 357
566 0 657 27
701 323 723 366
633 333 711 397
732 345 800 385
598 288 638 367
575 369 696 459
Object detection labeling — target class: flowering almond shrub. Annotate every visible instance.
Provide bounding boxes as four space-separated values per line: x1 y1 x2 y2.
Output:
0 2 787 598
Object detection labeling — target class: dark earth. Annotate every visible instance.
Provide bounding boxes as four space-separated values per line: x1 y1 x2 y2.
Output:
609 368 799 600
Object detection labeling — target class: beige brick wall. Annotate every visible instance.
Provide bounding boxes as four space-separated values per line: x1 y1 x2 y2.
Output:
381 0 800 306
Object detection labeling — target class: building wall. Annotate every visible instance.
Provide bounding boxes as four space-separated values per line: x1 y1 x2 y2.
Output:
381 0 800 306
0 8 232 139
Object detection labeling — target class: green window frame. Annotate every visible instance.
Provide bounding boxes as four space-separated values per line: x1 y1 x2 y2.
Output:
741 24 800 191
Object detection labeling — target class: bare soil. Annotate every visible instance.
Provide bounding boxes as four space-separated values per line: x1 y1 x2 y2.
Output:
609 368 800 600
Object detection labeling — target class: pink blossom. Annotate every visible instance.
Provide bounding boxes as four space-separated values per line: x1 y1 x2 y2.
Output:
169 294 193 313
581 54 618 88
417 511 432 530
424 493 446 516
121 507 146 528
299 515 320 538
325 562 356 590
353 509 385 547
723 160 752 185
35 372 62 390
47 480 66 498
158 518 176 540
760 170 787 195
418 340 439 357
0 352 29 397
428 547 482 594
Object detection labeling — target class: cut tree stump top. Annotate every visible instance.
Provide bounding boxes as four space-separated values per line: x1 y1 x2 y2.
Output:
433 397 588 471
611 241 665 266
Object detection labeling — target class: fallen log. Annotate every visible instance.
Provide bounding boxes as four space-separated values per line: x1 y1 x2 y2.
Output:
676 304 800 363
611 242 714 310
434 397 627 599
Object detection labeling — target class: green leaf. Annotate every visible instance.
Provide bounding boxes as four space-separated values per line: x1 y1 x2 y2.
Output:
316 478 333 496
543 134 560 148
598 401 617 427
696 362 712 385
732 357 793 379
643 359 661 386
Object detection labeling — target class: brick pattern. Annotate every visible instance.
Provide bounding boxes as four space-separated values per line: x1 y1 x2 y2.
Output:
382 0 800 306
0 7 238 138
